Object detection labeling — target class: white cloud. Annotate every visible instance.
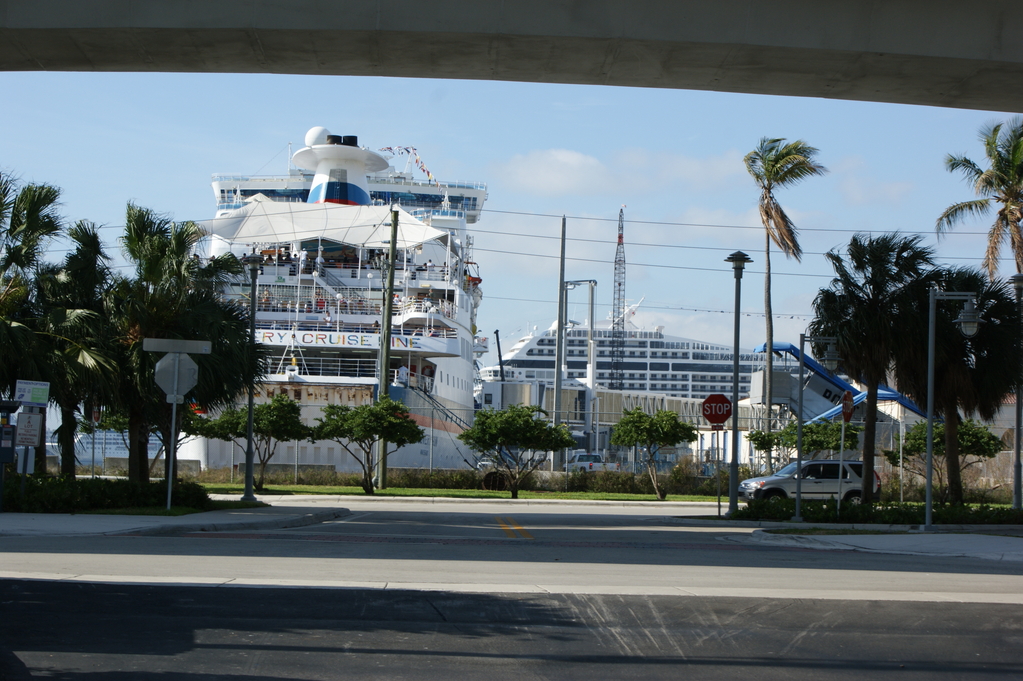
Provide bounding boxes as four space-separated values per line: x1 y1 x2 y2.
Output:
493 149 614 196
491 148 749 199
833 156 914 206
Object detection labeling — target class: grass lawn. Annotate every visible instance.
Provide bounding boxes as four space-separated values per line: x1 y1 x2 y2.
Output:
201 482 717 503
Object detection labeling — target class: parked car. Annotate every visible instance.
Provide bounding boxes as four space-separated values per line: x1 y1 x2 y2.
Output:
564 452 613 472
739 459 880 503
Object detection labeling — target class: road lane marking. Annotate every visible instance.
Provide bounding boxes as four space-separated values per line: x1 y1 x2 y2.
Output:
507 517 534 539
495 517 518 538
495 516 533 539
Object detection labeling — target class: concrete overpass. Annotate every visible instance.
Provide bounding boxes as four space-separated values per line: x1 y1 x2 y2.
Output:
1 0 1021 112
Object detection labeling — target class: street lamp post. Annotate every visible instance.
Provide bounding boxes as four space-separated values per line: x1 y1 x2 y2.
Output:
925 288 980 530
725 251 752 516
241 253 262 502
794 334 839 522
566 280 598 451
1013 274 1023 510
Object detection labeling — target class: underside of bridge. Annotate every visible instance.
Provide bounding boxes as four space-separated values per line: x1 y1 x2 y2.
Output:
1 1 1021 112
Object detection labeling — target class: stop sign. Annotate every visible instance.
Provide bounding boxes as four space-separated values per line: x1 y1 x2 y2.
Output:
841 390 855 423
154 353 199 403
702 393 732 424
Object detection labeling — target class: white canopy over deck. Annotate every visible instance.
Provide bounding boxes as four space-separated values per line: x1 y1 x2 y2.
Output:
197 199 448 249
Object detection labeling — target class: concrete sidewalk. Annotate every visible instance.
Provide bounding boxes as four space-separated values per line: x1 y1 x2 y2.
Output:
0 503 350 537
1 494 1021 562
749 527 1023 562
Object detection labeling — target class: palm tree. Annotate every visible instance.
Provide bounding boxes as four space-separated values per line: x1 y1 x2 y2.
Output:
744 138 828 469
892 267 1020 505
0 174 63 472
105 203 265 483
937 117 1023 280
31 221 116 476
809 233 938 504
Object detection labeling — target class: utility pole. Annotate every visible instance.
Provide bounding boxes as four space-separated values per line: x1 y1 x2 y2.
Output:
376 206 400 489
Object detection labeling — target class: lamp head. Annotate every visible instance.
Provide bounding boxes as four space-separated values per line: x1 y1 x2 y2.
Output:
725 251 753 278
822 341 840 371
956 298 981 338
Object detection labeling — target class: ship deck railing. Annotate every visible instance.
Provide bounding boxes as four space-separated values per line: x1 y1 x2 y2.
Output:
265 357 437 392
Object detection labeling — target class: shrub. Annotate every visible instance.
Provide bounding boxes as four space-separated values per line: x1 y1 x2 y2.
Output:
591 471 641 494
1 476 211 513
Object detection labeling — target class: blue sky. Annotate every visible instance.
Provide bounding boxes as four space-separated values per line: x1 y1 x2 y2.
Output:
0 71 1015 365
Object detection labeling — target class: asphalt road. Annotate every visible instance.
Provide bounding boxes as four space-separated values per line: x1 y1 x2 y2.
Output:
3 582 1020 680
2 501 1022 679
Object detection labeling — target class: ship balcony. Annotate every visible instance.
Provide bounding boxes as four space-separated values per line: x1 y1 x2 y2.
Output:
264 356 433 393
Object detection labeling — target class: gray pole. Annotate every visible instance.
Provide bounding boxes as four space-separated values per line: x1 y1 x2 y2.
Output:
586 281 595 452
726 251 750 516
794 333 806 522
242 254 260 502
553 216 567 468
925 288 937 531
376 207 400 489
1013 274 1023 510
166 352 180 511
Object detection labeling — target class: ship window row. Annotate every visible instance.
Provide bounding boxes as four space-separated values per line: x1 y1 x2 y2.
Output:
369 191 479 213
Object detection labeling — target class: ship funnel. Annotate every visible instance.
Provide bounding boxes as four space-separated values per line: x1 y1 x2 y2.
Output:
292 127 387 206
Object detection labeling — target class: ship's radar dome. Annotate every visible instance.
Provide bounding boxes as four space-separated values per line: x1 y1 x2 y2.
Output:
305 126 330 147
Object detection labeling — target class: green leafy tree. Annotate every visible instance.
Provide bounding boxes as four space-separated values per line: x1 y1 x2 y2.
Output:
937 116 1023 279
884 419 1002 502
745 430 783 468
314 397 425 494
809 233 938 504
610 408 698 500
744 138 828 470
892 268 1020 504
190 393 311 490
776 420 862 456
457 404 574 499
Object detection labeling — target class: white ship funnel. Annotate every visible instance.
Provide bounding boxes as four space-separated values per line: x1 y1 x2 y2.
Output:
291 127 388 206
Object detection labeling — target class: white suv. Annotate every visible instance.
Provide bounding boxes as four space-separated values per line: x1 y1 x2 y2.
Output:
739 460 879 503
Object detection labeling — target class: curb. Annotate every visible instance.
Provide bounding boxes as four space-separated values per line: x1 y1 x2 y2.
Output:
111 508 352 536
234 494 721 508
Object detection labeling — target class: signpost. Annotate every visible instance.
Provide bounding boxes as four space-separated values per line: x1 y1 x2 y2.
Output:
837 390 854 514
143 338 211 510
702 394 733 518
13 381 49 494
0 400 22 514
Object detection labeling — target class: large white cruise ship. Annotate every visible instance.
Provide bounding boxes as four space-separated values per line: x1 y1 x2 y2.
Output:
480 307 762 402
185 126 488 471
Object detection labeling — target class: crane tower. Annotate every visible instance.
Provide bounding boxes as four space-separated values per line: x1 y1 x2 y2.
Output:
609 208 626 390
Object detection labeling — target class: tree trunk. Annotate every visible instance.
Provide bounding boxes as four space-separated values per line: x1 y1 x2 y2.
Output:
944 408 964 505
127 407 149 484
763 230 775 472
58 403 77 477
33 410 48 476
861 381 879 504
647 459 664 500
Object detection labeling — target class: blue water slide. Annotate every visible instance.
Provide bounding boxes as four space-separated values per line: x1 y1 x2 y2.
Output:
755 342 924 422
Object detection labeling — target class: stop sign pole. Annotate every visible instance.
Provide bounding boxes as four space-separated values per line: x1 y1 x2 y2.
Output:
837 390 854 515
144 338 211 510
